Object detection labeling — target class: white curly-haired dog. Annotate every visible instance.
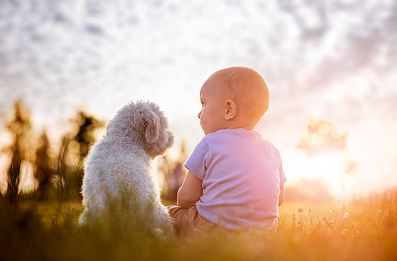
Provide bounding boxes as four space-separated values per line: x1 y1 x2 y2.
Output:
79 101 174 236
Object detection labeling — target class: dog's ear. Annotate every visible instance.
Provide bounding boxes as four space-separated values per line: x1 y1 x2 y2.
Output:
141 107 160 144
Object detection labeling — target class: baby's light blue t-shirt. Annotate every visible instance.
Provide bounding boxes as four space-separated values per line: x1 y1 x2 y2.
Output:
185 128 287 230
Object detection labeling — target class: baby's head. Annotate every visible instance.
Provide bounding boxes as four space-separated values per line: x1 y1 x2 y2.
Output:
198 66 269 135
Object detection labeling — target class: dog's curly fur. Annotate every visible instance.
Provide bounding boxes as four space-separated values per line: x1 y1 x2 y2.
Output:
79 101 174 236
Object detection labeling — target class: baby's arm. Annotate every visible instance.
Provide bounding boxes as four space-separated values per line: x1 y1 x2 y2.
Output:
278 185 285 206
177 171 203 208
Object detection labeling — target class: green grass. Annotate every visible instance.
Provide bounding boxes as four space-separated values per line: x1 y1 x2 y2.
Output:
1 190 396 261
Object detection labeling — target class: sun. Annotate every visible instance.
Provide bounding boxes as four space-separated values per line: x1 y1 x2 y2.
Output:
283 149 348 199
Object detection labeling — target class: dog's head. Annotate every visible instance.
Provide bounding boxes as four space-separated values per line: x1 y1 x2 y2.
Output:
107 101 174 158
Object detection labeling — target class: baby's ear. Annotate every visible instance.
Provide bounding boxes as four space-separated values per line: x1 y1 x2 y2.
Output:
224 100 237 120
140 107 160 143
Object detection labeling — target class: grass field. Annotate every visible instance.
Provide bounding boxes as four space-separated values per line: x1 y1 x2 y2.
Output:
1 189 396 261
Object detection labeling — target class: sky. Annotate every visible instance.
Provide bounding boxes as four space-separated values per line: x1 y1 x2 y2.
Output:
1 0 396 199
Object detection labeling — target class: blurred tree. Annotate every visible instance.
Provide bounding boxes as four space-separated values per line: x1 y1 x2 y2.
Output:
1 101 32 206
34 130 54 201
69 110 104 200
296 116 353 214
158 140 188 202
53 134 71 202
296 116 348 157
71 110 104 161
285 178 333 202
52 110 104 201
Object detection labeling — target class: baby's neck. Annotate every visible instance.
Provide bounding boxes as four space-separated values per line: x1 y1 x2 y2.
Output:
224 123 255 132
222 113 257 132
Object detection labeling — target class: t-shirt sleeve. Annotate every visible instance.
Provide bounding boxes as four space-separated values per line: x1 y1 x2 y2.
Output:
279 160 287 186
184 138 208 180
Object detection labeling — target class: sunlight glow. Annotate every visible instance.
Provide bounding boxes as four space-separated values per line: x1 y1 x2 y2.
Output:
283 149 347 199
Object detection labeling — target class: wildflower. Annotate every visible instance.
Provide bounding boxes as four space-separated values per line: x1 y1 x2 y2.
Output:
292 213 297 232
322 216 333 228
343 212 350 219
298 207 304 213
309 208 313 226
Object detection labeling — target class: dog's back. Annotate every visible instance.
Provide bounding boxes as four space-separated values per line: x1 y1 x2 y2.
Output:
79 101 174 237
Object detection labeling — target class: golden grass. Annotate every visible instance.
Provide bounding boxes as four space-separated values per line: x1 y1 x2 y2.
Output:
1 189 396 261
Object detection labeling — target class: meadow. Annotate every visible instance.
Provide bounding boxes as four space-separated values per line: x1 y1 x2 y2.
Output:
1 189 396 261
3 100 396 260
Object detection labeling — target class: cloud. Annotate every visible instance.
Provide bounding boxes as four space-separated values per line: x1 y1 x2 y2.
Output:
0 0 396 140
0 0 397 196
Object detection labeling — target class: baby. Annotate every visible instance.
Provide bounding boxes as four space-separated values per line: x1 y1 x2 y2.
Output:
169 67 286 235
